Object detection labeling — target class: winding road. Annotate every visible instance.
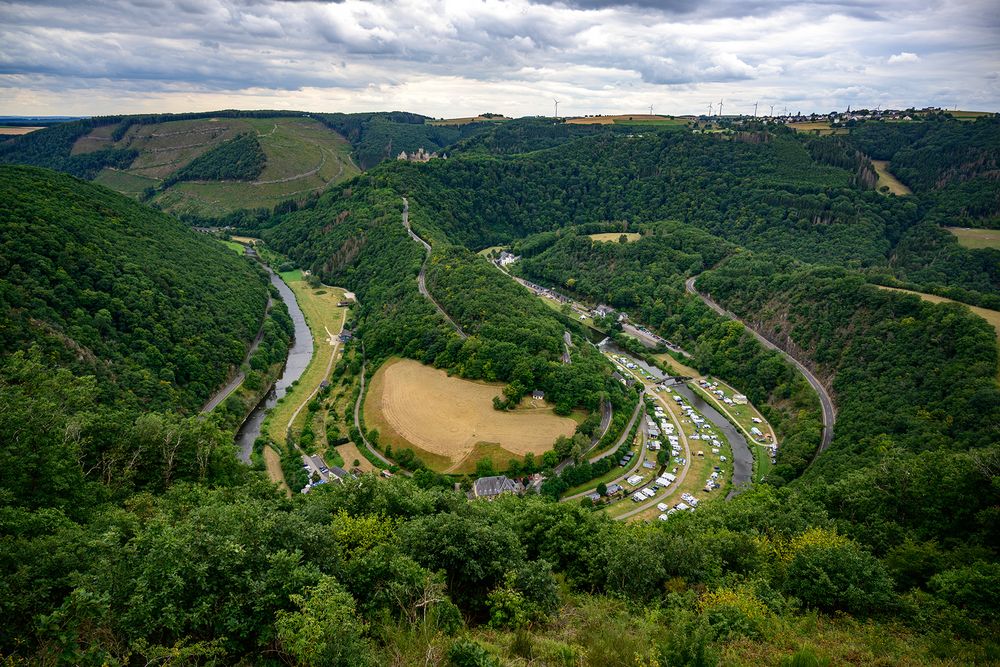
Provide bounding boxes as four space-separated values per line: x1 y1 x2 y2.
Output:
351 353 411 475
200 245 272 414
685 275 836 457
402 197 467 339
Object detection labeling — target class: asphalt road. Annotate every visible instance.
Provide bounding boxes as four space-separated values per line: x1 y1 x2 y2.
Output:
685 275 836 457
352 355 411 475
402 197 467 339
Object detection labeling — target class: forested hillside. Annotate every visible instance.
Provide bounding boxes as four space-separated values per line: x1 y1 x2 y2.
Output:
0 165 268 411
2 114 999 666
260 183 624 418
314 111 490 168
518 224 824 481
695 253 999 559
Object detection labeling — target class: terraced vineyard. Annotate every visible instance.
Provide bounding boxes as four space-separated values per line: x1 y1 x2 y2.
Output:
79 116 358 215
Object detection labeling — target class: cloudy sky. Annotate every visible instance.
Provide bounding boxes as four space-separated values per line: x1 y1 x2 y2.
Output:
1 0 998 117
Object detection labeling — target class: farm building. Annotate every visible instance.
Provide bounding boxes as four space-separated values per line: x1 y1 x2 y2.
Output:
532 389 545 400
470 475 525 500
497 251 521 266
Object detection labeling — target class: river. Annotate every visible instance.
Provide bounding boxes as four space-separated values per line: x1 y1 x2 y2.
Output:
235 265 313 462
600 340 752 497
671 384 752 498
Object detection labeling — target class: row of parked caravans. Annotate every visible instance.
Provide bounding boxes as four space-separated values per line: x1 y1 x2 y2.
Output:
627 470 678 503
657 493 700 520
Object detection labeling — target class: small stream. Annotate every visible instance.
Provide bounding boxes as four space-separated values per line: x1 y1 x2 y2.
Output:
234 265 313 462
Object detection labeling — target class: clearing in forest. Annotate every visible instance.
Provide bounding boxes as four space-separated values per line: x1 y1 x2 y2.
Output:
364 358 578 473
871 160 911 195
589 232 640 243
945 227 1000 250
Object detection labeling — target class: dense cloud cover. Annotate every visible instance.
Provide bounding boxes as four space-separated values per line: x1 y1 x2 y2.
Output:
1 0 997 116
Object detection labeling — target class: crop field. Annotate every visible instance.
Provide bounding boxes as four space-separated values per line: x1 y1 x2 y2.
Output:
653 352 702 379
945 227 1000 250
428 115 509 126
93 168 158 196
365 358 578 473
788 121 848 135
0 126 43 135
565 115 687 127
877 285 1000 380
945 110 995 121
871 160 912 195
589 232 640 243
76 116 358 216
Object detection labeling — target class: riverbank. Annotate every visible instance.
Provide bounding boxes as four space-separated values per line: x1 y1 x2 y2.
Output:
263 272 348 448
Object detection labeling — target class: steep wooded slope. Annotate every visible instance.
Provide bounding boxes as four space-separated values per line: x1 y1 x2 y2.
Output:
0 165 268 411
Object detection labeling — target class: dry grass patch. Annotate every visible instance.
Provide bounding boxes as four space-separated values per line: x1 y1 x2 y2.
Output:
589 232 640 243
264 445 289 495
871 160 912 195
945 227 1000 250
336 442 377 473
365 358 578 472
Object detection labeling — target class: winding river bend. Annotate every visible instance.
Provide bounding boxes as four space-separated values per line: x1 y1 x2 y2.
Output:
600 340 753 498
670 384 752 497
235 265 313 462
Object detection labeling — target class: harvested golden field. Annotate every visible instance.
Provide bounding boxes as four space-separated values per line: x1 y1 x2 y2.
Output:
872 160 912 195
565 114 684 125
945 227 1000 250
428 115 509 126
589 232 640 243
788 121 848 135
365 358 577 472
0 126 43 135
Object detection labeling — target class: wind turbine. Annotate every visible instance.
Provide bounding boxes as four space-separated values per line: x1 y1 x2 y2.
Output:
708 102 713 116
769 104 775 117
553 99 560 118
753 101 759 117
648 104 654 116
718 98 724 116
